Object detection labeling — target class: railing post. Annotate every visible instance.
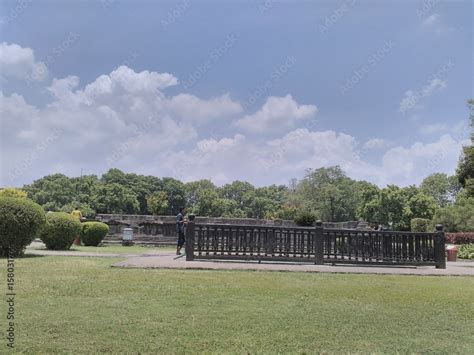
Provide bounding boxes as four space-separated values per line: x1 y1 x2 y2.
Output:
434 224 446 269
314 220 324 265
185 217 195 261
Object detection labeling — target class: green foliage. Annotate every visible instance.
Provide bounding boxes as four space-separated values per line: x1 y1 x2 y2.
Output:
358 185 438 230
273 205 300 220
60 202 96 218
410 218 429 232
294 211 317 226
457 244 474 259
420 173 461 207
147 191 169 215
456 100 474 189
92 183 140 214
0 197 46 256
0 188 28 199
80 222 109 246
431 197 474 232
40 212 82 250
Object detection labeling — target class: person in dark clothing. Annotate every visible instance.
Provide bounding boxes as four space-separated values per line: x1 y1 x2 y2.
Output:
176 207 186 255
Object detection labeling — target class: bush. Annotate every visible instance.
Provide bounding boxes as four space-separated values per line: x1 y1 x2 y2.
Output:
445 232 474 245
457 244 474 259
0 197 46 257
40 212 81 250
294 211 317 226
80 222 109 246
0 188 28 199
411 218 429 232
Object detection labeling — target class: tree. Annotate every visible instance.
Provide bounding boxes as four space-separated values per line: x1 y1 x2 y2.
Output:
92 183 139 214
219 181 255 209
293 166 362 222
358 185 438 230
456 99 474 196
147 191 169 215
420 173 461 207
185 180 217 211
24 174 76 211
160 178 186 214
431 195 474 232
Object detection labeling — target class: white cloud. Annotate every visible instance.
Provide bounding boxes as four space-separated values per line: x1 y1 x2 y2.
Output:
234 94 317 133
420 13 453 35
0 46 465 189
362 138 390 150
421 14 440 27
0 42 48 81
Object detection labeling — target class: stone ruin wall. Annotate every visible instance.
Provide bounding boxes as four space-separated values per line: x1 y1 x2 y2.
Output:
96 214 363 238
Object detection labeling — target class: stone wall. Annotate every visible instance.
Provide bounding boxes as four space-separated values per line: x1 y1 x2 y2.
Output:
96 214 365 242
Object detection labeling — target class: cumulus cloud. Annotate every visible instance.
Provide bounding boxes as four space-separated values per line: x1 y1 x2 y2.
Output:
0 47 465 188
0 42 48 81
234 94 317 133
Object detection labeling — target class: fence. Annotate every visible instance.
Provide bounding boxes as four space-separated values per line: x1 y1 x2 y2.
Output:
185 221 446 268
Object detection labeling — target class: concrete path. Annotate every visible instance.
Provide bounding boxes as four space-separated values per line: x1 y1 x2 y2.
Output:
112 254 474 276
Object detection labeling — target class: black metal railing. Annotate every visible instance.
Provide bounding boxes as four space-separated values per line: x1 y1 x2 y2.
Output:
185 221 446 268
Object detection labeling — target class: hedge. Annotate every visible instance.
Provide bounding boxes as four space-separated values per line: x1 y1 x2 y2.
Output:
410 218 429 232
80 222 109 246
445 232 474 245
40 212 82 250
0 197 46 257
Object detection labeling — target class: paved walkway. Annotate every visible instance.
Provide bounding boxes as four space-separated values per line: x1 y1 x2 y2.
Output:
112 254 474 276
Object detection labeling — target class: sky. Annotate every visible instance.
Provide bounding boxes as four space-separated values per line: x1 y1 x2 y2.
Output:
0 0 472 188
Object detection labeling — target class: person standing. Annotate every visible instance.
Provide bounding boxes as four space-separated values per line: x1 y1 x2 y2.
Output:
71 206 83 245
176 207 186 255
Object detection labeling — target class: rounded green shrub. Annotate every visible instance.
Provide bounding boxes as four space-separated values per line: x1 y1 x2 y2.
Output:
0 197 46 257
294 211 317 226
41 212 81 250
411 218 429 232
80 222 109 246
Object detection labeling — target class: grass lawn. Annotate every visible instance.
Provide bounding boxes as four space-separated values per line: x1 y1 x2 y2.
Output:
2 256 473 353
26 243 175 254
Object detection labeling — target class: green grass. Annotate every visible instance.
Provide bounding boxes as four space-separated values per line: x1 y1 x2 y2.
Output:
26 243 175 254
1 256 473 353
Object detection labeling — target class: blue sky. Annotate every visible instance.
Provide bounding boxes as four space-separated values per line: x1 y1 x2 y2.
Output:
0 0 472 187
